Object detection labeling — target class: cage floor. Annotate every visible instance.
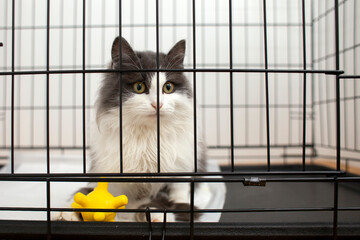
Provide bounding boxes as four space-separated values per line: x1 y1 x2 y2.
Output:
0 164 359 239
220 165 360 225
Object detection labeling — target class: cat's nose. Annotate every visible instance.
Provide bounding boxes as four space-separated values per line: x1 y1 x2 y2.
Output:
151 102 163 110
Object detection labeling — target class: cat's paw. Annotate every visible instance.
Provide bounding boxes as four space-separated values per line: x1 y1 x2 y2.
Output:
52 211 82 221
149 212 176 222
135 209 176 222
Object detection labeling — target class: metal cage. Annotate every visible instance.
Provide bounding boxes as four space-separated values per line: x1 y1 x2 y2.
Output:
0 0 359 239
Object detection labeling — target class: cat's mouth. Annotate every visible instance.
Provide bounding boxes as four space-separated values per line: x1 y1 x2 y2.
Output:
147 111 165 117
146 109 172 117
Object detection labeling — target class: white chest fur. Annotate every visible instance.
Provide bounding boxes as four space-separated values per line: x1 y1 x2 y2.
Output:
91 108 196 174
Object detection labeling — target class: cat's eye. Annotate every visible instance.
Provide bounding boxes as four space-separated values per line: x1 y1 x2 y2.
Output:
133 82 146 94
163 82 175 94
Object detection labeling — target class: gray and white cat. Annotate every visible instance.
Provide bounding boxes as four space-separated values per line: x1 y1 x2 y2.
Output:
56 37 206 222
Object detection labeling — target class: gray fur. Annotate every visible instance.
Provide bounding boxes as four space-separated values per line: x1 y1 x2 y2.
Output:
96 37 192 118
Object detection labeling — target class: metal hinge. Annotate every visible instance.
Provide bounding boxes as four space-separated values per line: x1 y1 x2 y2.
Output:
243 177 266 187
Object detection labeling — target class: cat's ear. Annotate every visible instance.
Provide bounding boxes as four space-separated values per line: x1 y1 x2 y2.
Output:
111 36 138 66
166 39 186 67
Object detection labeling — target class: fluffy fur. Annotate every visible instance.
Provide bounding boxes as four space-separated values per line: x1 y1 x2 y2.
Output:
55 37 206 222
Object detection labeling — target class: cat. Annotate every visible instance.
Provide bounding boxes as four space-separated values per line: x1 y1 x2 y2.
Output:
55 37 207 222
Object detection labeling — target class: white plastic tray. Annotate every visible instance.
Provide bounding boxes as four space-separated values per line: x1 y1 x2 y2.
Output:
0 153 226 222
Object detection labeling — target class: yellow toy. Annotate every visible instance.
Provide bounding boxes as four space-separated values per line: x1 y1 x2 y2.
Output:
71 182 128 222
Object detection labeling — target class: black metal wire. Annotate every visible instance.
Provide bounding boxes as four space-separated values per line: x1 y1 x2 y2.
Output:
262 0 271 171
119 0 124 174
0 62 318 71
3 205 360 216
156 0 161 174
46 0 50 175
46 178 51 240
146 208 152 240
45 2 51 238
301 0 308 171
82 0 87 174
191 0 197 236
333 177 339 240
192 0 198 173
0 68 344 76
0 22 316 32
161 209 167 240
10 0 15 174
0 174 348 182
190 179 195 240
229 0 235 172
334 3 341 238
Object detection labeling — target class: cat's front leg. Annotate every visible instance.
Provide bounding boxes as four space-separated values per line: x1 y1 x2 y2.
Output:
168 183 202 221
168 182 191 204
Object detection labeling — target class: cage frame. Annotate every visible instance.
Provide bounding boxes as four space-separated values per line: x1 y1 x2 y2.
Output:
0 0 360 239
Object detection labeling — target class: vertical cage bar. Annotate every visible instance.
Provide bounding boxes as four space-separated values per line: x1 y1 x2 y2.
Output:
336 74 341 170
46 2 52 236
192 0 198 172
229 0 234 171
190 179 195 240
262 0 271 171
334 0 340 171
119 0 124 173
334 0 340 71
354 1 358 151
82 0 87 173
46 0 51 174
301 0 307 171
46 179 51 240
161 209 167 240
10 0 15 174
146 208 153 240
334 1 340 239
333 177 339 240
310 0 316 159
156 0 161 173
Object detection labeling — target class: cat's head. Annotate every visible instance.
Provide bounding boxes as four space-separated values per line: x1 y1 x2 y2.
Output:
96 37 193 128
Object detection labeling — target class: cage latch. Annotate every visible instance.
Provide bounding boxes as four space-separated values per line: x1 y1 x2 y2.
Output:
243 177 266 187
